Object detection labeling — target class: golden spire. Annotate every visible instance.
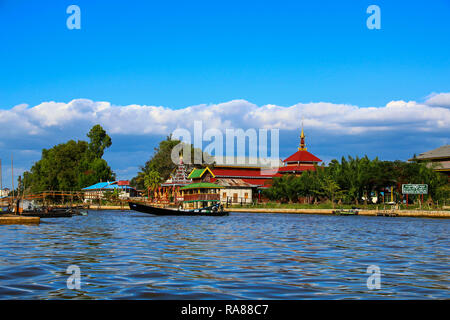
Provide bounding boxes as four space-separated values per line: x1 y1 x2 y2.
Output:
298 119 307 151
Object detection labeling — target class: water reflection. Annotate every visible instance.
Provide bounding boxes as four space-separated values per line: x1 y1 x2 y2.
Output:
0 211 448 299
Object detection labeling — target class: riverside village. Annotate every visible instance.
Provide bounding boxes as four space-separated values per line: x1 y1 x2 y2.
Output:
1 123 449 223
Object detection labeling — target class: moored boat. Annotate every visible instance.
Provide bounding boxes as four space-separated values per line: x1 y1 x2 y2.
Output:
4 199 85 218
333 208 359 216
129 201 229 216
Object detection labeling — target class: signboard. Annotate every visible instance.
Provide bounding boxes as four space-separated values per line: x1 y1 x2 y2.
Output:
402 184 428 194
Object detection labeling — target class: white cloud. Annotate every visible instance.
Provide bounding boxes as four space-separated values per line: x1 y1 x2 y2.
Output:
0 93 449 186
425 93 450 108
2 95 449 137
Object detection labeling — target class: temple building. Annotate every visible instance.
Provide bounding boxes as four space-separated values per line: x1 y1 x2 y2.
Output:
278 125 322 175
156 157 192 204
179 125 322 204
172 124 323 205
211 164 280 189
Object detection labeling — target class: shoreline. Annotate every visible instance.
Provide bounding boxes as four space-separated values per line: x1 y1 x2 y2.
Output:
85 205 450 218
5 203 448 218
227 208 450 218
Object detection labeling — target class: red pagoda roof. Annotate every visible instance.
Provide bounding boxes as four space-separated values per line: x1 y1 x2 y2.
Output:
283 150 322 163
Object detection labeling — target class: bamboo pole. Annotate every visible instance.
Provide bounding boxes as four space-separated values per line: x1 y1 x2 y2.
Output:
11 154 14 210
0 159 2 198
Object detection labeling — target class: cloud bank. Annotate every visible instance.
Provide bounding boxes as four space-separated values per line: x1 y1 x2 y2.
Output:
0 94 449 186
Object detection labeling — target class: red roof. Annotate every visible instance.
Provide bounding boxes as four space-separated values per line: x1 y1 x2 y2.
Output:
283 150 322 163
277 165 317 173
212 168 281 178
241 178 274 187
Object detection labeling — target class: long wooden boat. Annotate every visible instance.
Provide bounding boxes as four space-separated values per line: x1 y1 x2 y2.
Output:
1 203 85 218
20 207 85 218
129 202 229 216
333 208 359 216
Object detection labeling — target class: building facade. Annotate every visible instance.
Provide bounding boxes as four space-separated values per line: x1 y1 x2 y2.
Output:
410 145 450 177
82 180 139 201
0 188 10 198
181 167 222 209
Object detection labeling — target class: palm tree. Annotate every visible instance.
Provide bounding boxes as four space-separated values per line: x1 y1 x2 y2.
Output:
144 170 162 199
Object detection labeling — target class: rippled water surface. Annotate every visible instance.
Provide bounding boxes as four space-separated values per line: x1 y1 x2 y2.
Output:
0 210 448 299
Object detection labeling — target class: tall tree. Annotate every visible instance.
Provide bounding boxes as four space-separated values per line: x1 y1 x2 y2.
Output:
87 124 112 158
23 125 115 192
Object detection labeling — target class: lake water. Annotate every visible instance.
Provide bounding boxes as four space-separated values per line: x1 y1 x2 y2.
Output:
0 210 448 299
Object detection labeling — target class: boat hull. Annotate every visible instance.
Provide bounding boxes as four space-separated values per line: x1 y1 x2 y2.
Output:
333 209 359 216
129 202 229 216
2 208 83 218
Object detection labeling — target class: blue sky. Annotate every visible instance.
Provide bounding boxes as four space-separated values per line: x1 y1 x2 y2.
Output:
1 0 449 108
0 1 449 188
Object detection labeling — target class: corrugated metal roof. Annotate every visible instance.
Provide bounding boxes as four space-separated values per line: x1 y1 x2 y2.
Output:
415 145 450 160
215 178 257 188
82 181 136 190
241 178 273 187
82 182 112 190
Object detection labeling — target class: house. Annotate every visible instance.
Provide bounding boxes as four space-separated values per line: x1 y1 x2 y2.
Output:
409 145 450 177
215 178 256 205
0 188 10 198
82 180 139 201
187 167 257 205
181 167 223 209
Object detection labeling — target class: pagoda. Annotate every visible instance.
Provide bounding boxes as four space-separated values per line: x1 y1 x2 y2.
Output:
278 124 322 175
158 155 192 204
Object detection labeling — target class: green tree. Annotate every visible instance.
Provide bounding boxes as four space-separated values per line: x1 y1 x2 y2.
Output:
87 124 112 158
22 125 115 192
264 155 449 207
144 170 162 194
318 175 341 208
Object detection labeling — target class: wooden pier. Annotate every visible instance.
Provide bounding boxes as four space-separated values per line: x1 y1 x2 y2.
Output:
0 214 40 225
